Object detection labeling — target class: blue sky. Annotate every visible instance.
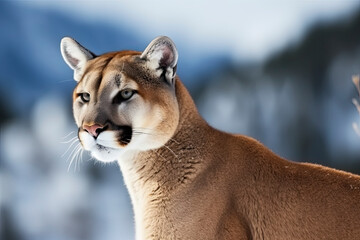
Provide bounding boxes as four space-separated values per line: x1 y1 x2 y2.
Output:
27 0 360 61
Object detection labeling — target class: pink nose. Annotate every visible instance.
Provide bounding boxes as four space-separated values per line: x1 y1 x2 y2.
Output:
83 124 104 138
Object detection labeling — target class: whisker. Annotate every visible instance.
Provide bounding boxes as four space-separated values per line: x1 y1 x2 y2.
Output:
154 151 167 162
68 144 82 172
80 148 85 164
62 131 76 140
132 129 176 137
167 138 180 145
74 148 80 172
65 142 81 163
133 127 154 130
132 131 162 136
85 153 94 162
78 148 85 171
96 139 118 143
75 148 83 172
132 131 180 145
61 136 78 144
57 78 74 84
61 138 80 158
67 146 77 172
132 128 155 133
164 144 178 159
132 131 153 135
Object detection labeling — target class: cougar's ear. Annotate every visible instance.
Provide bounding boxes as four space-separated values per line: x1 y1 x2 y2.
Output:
60 37 96 81
140 36 178 85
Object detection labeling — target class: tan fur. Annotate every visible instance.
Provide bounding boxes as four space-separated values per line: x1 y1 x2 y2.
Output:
62 37 360 240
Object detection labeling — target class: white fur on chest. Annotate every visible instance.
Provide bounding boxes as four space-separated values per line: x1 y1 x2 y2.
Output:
117 154 162 240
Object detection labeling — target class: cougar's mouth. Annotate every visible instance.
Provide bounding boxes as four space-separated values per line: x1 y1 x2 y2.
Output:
78 125 134 163
79 125 133 151
93 125 133 149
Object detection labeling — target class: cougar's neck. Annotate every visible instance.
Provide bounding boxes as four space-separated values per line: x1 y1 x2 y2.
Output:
119 78 210 197
117 78 213 239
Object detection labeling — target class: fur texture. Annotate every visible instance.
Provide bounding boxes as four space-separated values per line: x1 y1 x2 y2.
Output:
61 36 360 240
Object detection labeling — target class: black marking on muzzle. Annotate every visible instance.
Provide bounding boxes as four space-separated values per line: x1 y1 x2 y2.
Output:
117 126 132 146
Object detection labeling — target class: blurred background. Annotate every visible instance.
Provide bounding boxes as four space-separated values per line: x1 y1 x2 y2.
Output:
1 1 360 239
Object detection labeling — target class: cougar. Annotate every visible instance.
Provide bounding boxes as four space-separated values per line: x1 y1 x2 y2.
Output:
60 36 360 240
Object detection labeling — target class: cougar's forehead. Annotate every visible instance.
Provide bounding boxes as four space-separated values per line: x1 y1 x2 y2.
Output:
75 51 162 95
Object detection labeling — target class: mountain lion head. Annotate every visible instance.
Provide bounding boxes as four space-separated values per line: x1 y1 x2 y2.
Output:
60 36 180 162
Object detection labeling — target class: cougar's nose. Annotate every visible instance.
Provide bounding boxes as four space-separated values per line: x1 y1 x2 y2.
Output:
83 124 105 138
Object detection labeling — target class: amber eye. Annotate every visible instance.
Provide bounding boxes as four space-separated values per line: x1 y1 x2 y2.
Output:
79 92 90 102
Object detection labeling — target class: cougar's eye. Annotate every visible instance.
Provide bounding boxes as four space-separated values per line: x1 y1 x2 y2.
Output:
121 89 134 100
79 92 90 102
113 89 135 104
